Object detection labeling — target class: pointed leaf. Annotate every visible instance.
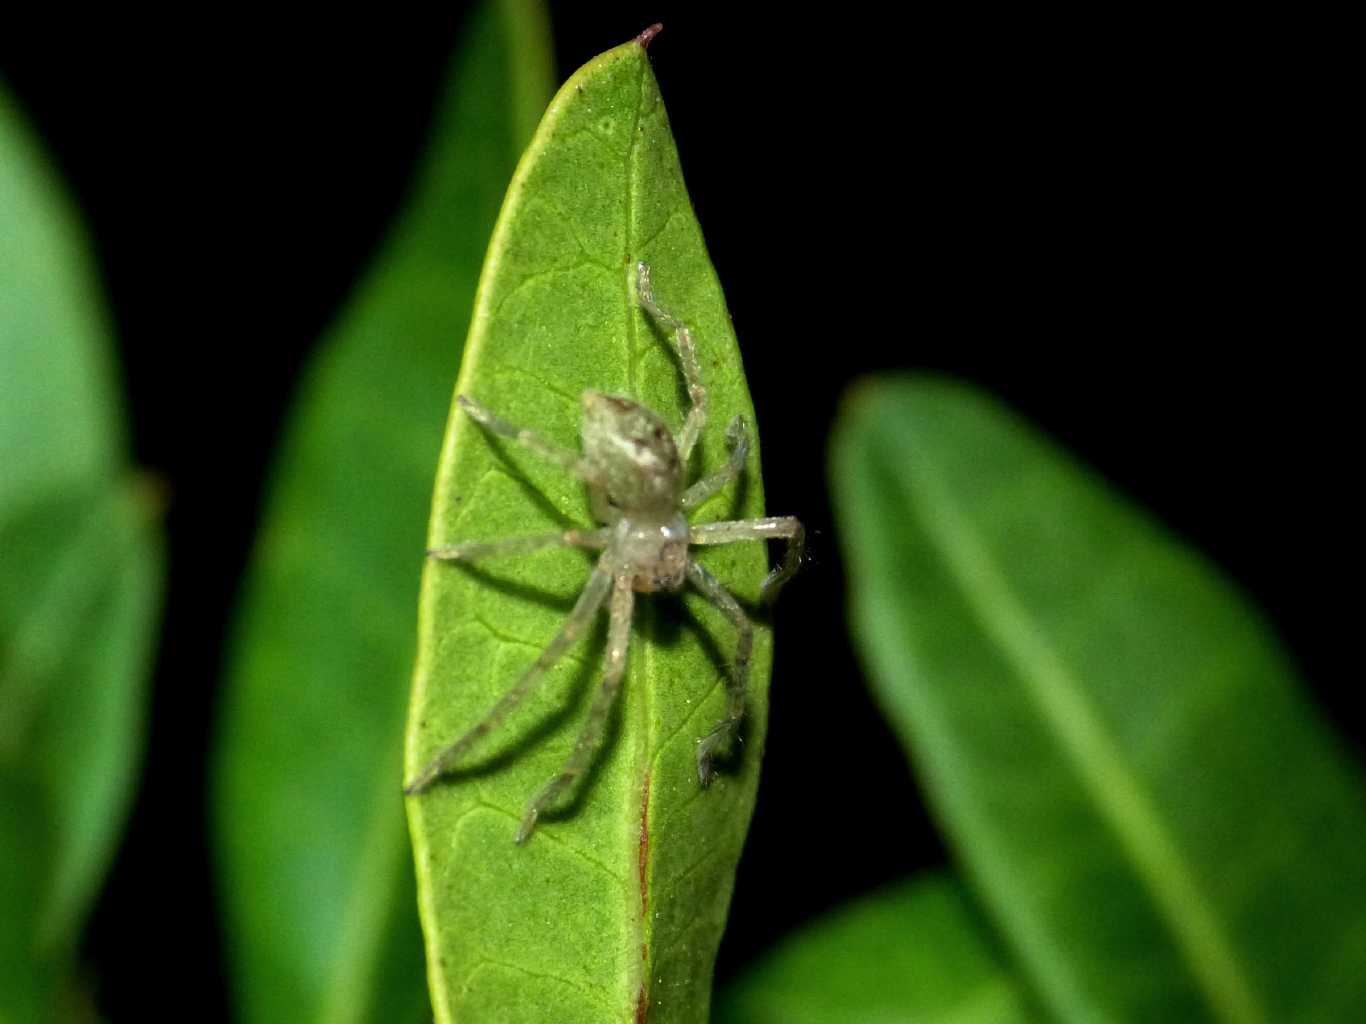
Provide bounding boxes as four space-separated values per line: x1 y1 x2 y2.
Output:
210 4 553 1022
0 83 164 1020
831 377 1366 1023
716 874 1040 1024
405 31 774 1024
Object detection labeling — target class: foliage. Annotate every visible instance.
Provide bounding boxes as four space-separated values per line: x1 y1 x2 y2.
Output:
0 82 164 1023
716 874 1039 1024
404 29 772 1024
5 11 1362 1024
819 376 1366 1023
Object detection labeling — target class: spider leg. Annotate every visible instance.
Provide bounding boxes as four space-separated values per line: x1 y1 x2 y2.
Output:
689 516 805 604
403 564 613 796
636 261 707 463
685 561 753 787
517 574 635 843
427 528 609 563
680 415 749 512
458 395 604 487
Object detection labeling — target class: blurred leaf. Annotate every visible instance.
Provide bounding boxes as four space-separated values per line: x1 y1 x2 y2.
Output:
831 377 1366 1023
405 30 773 1024
209 3 552 1023
715 874 1039 1024
0 83 164 1021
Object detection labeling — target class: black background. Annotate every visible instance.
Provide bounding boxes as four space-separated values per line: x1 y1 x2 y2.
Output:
1 3 1356 1019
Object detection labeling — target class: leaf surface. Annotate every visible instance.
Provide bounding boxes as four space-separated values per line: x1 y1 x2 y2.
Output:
715 874 1039 1024
209 4 553 1023
831 377 1366 1023
0 83 163 1021
405 31 773 1024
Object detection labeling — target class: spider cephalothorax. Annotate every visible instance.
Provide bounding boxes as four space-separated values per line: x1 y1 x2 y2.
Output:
404 262 803 843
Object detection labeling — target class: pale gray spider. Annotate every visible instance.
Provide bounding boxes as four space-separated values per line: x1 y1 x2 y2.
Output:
404 261 803 843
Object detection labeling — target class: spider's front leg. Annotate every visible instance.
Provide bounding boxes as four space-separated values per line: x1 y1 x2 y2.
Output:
427 528 608 563
637 261 707 463
681 414 750 512
457 394 604 488
686 561 754 786
517 574 635 843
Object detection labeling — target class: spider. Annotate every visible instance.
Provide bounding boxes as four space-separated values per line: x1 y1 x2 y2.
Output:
404 261 803 843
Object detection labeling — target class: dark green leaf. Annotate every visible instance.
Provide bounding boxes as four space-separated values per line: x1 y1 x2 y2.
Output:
209 4 552 1023
0 83 164 1021
716 874 1039 1024
405 31 773 1024
831 376 1366 1023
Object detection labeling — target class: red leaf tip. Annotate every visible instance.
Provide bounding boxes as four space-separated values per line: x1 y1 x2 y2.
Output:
637 23 663 48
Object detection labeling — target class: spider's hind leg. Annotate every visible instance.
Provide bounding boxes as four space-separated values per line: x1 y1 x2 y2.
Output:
403 566 613 796
685 562 754 787
517 574 635 843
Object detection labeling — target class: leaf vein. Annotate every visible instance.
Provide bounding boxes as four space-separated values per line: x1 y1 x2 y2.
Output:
650 675 723 776
486 258 613 323
468 611 590 667
520 194 618 273
465 800 624 883
636 206 686 255
484 361 583 405
459 955 617 1014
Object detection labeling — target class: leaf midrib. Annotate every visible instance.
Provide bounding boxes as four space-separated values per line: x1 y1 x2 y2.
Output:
622 50 652 1021
903 439 1266 1024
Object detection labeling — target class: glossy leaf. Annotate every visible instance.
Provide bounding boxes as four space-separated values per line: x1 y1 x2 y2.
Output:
832 377 1366 1023
0 84 163 1021
716 874 1039 1024
210 4 553 1022
405 31 773 1024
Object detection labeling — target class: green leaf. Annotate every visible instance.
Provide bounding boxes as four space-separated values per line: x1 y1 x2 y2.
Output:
0 83 164 1021
715 874 1040 1024
209 4 553 1023
831 376 1366 1024
405 31 773 1024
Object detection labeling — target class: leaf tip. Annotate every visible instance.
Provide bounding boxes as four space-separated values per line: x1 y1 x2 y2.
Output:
636 23 663 49
129 469 171 524
834 375 888 425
